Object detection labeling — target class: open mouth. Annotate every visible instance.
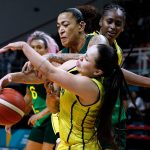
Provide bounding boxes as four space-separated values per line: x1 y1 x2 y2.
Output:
60 37 67 43
107 32 116 38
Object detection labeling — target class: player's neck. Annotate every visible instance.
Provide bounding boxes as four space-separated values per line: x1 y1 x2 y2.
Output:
69 34 87 53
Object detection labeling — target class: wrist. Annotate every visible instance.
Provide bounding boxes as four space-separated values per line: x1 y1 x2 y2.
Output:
37 113 43 119
22 42 30 52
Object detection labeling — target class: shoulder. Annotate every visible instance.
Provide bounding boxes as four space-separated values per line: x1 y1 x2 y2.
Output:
61 48 69 53
88 34 109 48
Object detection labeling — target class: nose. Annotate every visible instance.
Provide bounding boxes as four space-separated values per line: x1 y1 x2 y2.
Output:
110 22 115 29
79 55 84 61
59 27 65 35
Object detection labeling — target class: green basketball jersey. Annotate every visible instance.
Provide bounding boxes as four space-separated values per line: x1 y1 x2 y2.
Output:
27 84 50 127
61 34 94 54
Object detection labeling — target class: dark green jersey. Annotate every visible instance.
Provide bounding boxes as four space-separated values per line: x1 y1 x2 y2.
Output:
61 34 93 54
112 98 126 125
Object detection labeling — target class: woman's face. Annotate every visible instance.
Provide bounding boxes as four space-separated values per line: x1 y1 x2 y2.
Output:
76 45 100 77
30 39 47 55
100 9 124 45
57 12 83 48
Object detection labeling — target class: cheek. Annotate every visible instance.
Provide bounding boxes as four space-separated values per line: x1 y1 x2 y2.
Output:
116 28 123 36
66 26 74 34
39 49 47 55
101 23 108 33
84 64 92 72
70 25 79 35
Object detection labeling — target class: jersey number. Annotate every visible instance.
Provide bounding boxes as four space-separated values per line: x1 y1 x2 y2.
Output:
30 86 37 99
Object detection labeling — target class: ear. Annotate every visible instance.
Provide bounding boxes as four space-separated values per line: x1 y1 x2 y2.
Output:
93 69 103 76
79 21 86 32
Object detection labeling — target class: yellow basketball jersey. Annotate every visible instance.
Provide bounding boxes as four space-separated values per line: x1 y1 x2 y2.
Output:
57 68 104 150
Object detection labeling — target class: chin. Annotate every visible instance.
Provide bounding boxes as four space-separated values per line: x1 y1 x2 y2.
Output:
62 41 69 47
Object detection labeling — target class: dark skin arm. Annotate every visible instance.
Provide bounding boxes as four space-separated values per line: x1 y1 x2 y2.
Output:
122 68 150 87
0 71 46 90
44 53 150 87
43 53 81 64
43 53 150 88
42 52 150 88
43 35 109 64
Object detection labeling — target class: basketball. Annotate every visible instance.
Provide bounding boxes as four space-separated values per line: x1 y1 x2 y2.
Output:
0 88 25 126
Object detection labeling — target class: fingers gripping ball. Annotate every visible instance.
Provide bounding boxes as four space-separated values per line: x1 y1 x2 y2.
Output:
0 88 25 125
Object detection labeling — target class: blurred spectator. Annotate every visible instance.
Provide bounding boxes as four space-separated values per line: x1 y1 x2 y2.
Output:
128 91 145 112
127 91 145 122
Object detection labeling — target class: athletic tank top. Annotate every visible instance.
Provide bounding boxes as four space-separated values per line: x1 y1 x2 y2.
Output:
27 84 50 127
58 68 103 150
61 34 94 54
52 34 94 135
112 40 126 125
114 40 123 65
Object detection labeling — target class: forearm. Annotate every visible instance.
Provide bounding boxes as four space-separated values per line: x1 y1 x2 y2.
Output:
46 94 60 113
10 72 45 84
122 68 150 87
24 90 32 114
22 44 52 75
38 107 50 118
44 53 82 64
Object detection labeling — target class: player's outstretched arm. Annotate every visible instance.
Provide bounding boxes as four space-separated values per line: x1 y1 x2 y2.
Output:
122 68 150 87
0 71 45 90
43 53 82 64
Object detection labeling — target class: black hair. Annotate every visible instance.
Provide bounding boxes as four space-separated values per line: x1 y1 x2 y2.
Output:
95 44 126 149
95 44 118 77
102 3 126 25
77 5 101 33
60 8 84 23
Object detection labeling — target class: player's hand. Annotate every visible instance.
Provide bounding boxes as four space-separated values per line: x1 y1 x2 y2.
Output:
22 61 47 80
44 82 60 96
45 82 60 113
44 82 53 94
0 42 26 53
0 74 12 91
22 61 34 74
28 114 41 126
21 54 50 74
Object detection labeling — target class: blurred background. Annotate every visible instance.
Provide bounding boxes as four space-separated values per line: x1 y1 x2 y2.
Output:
0 0 150 149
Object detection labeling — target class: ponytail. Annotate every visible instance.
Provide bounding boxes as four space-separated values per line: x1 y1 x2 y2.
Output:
96 65 125 149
